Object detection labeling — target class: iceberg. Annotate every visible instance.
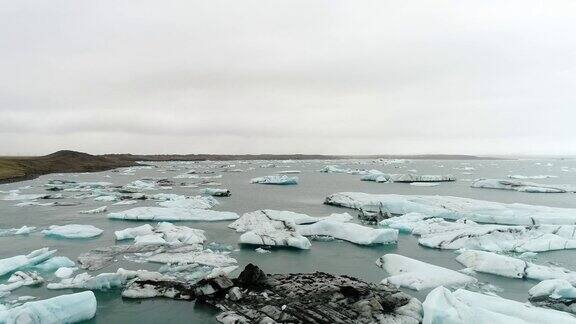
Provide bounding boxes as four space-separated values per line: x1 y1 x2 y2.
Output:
33 256 75 272
42 224 103 239
108 207 239 221
0 271 44 294
47 268 168 291
0 248 57 276
115 222 206 245
200 188 231 197
509 175 557 180
250 175 298 185
361 173 455 183
376 254 476 290
239 227 311 250
422 286 576 324
0 226 36 237
1 192 50 201
55 267 76 279
456 250 576 281
158 195 218 209
147 250 237 267
325 192 576 225
529 279 576 314
0 291 97 323
471 178 575 193
78 206 107 214
297 219 398 245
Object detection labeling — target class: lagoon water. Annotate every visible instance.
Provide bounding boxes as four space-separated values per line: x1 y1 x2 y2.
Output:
2 158 576 323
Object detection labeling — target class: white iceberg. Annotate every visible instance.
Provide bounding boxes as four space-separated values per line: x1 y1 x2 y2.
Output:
0 226 36 236
147 250 237 267
298 219 398 245
116 222 206 246
0 248 57 276
456 250 576 281
422 286 576 324
326 192 576 225
471 178 575 193
376 254 476 290
79 206 107 214
115 224 155 240
0 271 44 294
0 291 97 323
509 175 557 180
42 224 103 239
250 175 298 185
55 267 77 279
1 192 50 201
158 195 218 209
529 279 576 300
361 173 455 183
108 207 239 221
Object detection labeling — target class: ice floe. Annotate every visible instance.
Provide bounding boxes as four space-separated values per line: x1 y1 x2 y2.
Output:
376 254 476 290
471 178 576 193
33 256 75 272
42 224 103 239
528 279 576 314
422 286 576 324
0 271 44 295
298 219 398 245
361 173 455 183
108 207 238 221
115 222 206 246
200 188 231 197
157 195 218 209
0 291 97 323
456 250 576 281
0 248 57 276
79 206 107 214
326 192 576 225
250 175 298 185
0 226 36 237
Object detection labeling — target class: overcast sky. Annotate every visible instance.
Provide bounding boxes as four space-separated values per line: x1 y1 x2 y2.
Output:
1 1 576 156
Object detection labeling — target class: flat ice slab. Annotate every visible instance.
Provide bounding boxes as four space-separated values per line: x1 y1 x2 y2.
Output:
42 224 103 239
298 219 398 245
422 286 576 324
0 291 97 323
108 207 239 221
471 178 576 193
376 254 476 290
326 192 576 225
250 175 298 185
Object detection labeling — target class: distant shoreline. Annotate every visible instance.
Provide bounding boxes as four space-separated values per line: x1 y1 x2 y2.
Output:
0 150 504 184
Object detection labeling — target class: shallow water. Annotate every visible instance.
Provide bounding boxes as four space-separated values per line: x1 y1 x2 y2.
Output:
1 158 576 323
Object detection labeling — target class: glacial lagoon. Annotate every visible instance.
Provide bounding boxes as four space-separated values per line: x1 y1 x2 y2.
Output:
1 158 576 323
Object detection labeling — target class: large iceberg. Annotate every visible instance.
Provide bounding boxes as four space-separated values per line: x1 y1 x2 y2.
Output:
471 178 575 193
361 173 455 183
157 195 218 209
108 207 239 221
376 254 476 290
326 192 576 225
298 219 398 245
0 248 57 276
250 175 298 185
456 250 576 281
422 286 576 324
0 291 97 323
42 224 103 239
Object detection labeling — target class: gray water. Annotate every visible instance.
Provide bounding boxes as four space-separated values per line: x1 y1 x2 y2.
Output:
1 158 576 323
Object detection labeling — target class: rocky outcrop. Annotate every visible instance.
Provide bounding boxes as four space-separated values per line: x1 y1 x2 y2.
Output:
203 264 422 324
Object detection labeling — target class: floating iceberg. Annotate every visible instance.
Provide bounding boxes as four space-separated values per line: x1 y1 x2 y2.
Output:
376 254 476 290
47 268 168 291
79 206 107 214
0 291 97 323
456 250 576 281
361 173 455 183
250 175 298 185
115 222 206 246
298 219 398 245
0 271 44 295
0 226 36 237
108 207 238 221
0 248 57 276
1 192 50 201
471 178 575 193
529 279 576 314
326 192 576 225
42 224 103 239
422 286 576 324
509 175 558 180
200 188 231 197
158 195 218 209
33 256 75 272
55 267 76 279
239 226 311 250
147 250 237 267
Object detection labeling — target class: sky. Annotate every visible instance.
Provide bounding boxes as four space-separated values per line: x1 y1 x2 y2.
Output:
1 0 576 156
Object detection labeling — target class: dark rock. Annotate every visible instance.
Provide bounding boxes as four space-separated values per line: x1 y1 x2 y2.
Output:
235 263 268 288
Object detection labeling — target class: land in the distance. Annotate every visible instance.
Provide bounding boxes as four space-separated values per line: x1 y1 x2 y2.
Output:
0 150 501 184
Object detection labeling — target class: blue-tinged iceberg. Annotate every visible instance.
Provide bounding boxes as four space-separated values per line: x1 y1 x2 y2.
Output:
108 207 238 221
42 224 103 239
0 248 57 276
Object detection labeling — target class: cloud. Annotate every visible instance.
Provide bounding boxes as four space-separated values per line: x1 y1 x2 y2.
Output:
1 0 576 155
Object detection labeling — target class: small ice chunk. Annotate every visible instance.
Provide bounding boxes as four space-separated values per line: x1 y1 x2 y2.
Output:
250 175 298 185
79 206 107 214
55 267 77 279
